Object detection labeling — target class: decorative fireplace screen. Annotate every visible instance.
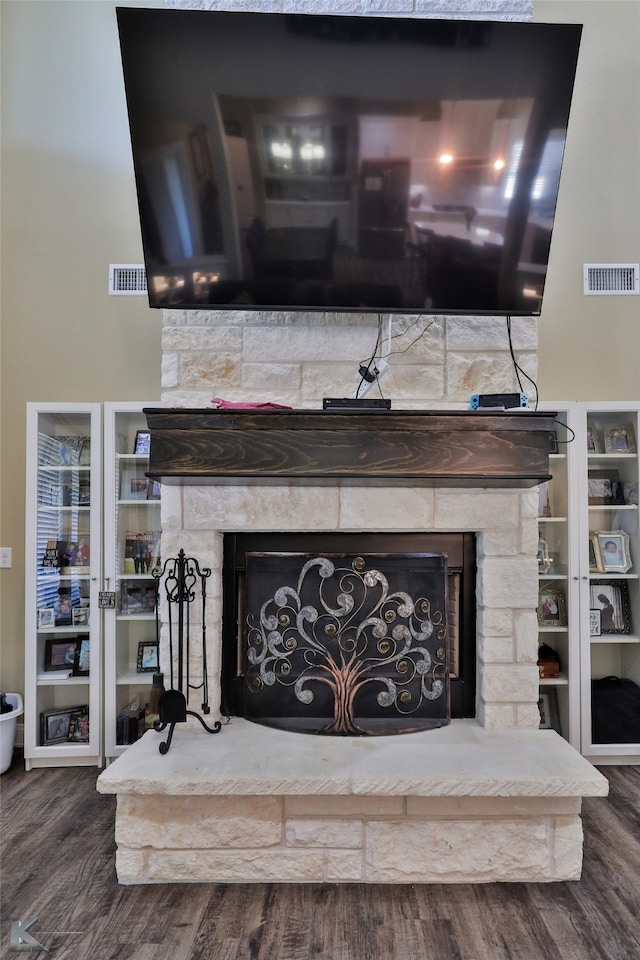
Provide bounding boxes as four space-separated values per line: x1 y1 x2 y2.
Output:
222 532 476 732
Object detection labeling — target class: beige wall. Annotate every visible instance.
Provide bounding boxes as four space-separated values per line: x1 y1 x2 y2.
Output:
1 0 638 696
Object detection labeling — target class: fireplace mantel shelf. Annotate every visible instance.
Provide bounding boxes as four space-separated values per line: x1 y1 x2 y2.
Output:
143 408 555 488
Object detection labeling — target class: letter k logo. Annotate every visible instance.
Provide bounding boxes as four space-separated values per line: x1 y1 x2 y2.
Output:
10 917 48 952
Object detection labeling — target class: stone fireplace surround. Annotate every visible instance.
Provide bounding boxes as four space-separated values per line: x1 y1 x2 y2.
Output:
98 428 608 884
97 0 608 885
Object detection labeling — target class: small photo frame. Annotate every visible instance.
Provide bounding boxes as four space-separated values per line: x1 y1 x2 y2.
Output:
586 426 601 453
538 690 560 733
134 431 151 455
68 707 90 742
72 607 90 628
589 609 602 637
44 637 78 672
74 638 90 676
590 580 632 634
37 608 55 629
537 481 551 518
604 424 636 454
41 707 73 745
589 532 604 573
147 480 161 501
587 469 625 506
537 587 567 626
597 531 632 574
137 640 160 673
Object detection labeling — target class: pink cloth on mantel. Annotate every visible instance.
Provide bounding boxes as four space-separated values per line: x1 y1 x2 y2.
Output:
209 398 292 410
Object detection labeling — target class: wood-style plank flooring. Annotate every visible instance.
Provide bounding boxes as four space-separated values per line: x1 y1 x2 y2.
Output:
1 755 639 960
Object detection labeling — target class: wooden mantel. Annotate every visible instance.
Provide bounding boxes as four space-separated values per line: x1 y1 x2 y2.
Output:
143 408 555 487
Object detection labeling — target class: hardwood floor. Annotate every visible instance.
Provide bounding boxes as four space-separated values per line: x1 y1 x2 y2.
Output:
1 756 639 960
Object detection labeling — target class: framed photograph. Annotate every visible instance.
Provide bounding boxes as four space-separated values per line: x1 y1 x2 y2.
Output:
589 609 602 637
537 481 551 518
538 690 560 733
134 430 151 455
37 608 55 629
587 469 625 505
537 587 567 626
586 426 601 453
589 533 605 573
41 707 73 745
44 637 78 671
597 531 632 573
74 638 90 676
590 580 632 634
147 480 161 501
68 707 90 742
604 424 636 454
137 640 160 673
72 607 90 628
120 467 149 501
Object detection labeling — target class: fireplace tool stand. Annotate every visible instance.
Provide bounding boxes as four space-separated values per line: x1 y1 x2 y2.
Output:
152 548 222 754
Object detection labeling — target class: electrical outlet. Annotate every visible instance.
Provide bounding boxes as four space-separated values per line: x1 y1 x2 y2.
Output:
0 547 12 568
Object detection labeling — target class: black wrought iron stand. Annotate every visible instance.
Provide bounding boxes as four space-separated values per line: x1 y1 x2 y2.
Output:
152 548 222 754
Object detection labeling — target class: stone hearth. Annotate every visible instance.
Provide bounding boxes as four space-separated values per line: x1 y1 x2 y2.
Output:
98 473 609 883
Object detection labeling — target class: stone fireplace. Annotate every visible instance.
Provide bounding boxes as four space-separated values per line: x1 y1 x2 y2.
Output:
96 0 608 885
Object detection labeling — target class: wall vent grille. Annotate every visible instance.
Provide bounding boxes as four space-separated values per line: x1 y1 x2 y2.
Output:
109 264 148 296
583 263 639 295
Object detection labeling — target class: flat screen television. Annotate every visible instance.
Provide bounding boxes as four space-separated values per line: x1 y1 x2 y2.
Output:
116 8 581 316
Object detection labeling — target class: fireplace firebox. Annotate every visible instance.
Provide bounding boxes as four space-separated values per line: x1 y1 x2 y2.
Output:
222 532 476 732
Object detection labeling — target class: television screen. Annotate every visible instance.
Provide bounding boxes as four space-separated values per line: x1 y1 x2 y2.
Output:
117 9 581 316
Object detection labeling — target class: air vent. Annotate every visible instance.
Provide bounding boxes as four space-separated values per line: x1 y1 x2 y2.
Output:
583 263 639 295
109 264 148 296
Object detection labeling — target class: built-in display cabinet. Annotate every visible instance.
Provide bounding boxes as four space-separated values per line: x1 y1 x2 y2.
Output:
103 403 161 762
538 402 640 763
24 404 103 768
25 401 639 766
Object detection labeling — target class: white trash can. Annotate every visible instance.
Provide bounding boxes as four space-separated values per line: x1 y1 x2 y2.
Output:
0 694 24 774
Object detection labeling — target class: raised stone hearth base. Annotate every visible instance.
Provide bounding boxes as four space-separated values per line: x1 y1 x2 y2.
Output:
97 719 608 884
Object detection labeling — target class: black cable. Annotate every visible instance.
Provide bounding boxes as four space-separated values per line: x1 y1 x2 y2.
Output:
355 314 384 398
506 316 539 410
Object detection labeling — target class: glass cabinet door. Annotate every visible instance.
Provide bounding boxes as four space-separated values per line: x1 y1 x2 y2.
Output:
103 403 161 760
24 404 102 768
581 404 640 760
536 407 577 747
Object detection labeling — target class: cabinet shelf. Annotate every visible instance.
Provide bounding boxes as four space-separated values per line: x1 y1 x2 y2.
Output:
590 635 640 645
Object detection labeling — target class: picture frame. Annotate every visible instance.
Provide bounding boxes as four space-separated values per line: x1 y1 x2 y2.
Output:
590 580 632 634
121 583 157 615
589 532 605 573
41 707 74 745
44 637 78 671
72 606 90 628
586 426 601 453
538 690 560 733
589 609 602 637
68 707 90 742
134 430 151 455
587 469 625 505
74 638 90 676
146 480 161 501
537 481 551 518
37 608 55 629
137 640 160 673
537 587 567 626
120 466 149 501
604 423 636 454
597 531 632 573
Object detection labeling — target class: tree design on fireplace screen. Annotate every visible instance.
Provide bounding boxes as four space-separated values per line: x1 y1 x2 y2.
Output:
244 553 449 735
